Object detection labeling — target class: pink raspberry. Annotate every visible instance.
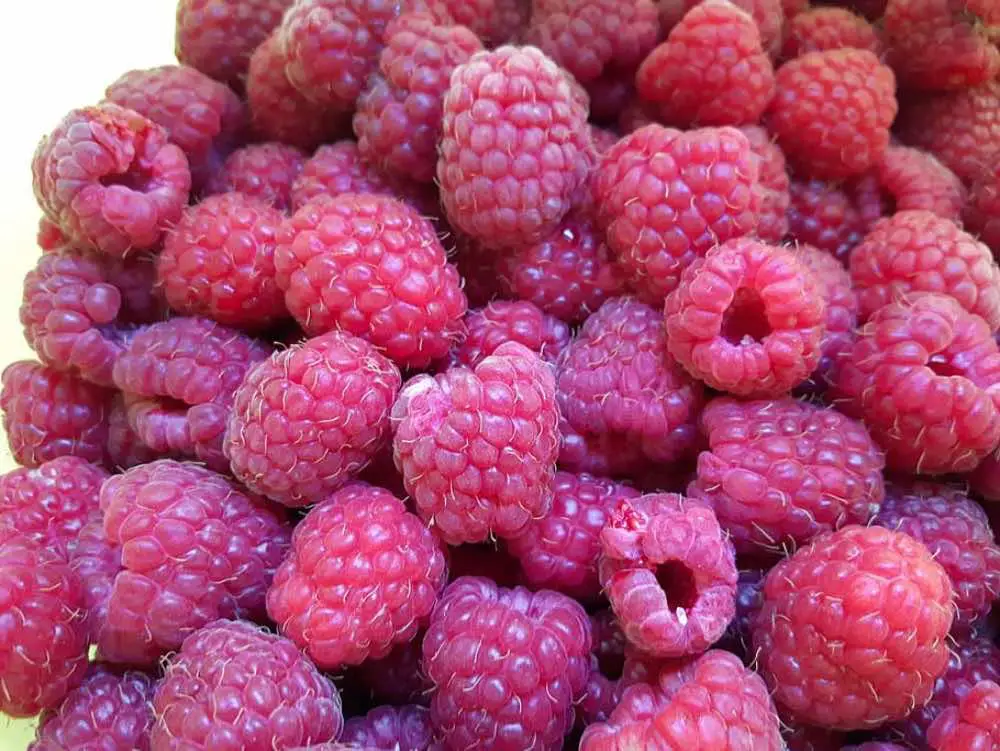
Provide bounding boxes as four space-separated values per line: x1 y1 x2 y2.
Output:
785 176 882 264
506 471 640 601
99 460 291 665
927 680 1000 750
341 705 437 750
410 0 529 46
151 619 342 749
592 124 760 305
422 577 592 751
781 7 881 58
353 636 433 707
741 125 790 244
67 517 121 643
437 45 590 251
834 293 1000 474
157 193 288 330
448 301 570 368
392 342 560 544
205 142 307 211
658 0 785 56
768 49 897 179
275 193 467 368
664 238 826 396
32 103 191 257
965 169 1000 255
226 330 401 507
104 393 163 470
875 144 966 221
752 525 954 729
556 297 704 477
636 0 775 127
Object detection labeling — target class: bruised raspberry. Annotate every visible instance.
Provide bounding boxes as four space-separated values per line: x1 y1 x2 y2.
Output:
448 301 570 368
875 144 966 221
205 142 307 211
781 7 881 58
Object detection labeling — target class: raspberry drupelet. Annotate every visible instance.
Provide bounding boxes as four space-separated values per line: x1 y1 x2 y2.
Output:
781 7 881 58
785 176 882 265
752 525 955 730
927 680 1000 751
340 705 436 750
447 301 570 368
740 125 790 244
875 145 966 221
205 142 307 211
67 517 121 644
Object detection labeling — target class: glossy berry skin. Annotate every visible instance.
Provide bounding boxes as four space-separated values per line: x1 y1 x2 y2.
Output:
785 177 880 265
752 525 955 730
340 705 437 750
205 142 307 212
151 619 342 750
448 301 570 369
927 679 1000 751
876 145 965 221
781 7 881 57
422 577 592 751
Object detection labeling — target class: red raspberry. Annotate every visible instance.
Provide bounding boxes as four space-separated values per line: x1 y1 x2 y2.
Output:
556 297 704 477
448 301 570 368
636 0 776 128
768 49 897 179
411 0 529 46
592 124 761 305
437 45 590 251
664 238 826 396
205 142 307 211
658 0 785 56
353 13 484 184
752 525 954 729
579 650 783 750
175 0 294 92
226 330 401 507
151 619 342 749
781 7 882 58
741 125 791 244
104 393 163 470
875 144 966 221
786 177 882 264
392 342 560 544
970 450 1000 502
99 460 291 664
422 577 591 751
157 193 287 329
0 540 89 717
965 169 1000 255
1 361 111 467
834 293 1000 474
506 471 641 601
31 103 191 257
37 216 69 253
68 517 121 643
341 705 436 750
30 665 155 751
353 636 433 706
927 680 1000 750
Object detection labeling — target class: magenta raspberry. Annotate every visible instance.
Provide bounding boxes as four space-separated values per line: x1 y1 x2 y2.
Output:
785 176 881 265
448 301 570 368
340 705 436 750
205 142 306 211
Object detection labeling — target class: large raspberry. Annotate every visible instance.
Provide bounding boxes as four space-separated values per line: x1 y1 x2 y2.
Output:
834 293 1000 474
741 125 790 244
781 6 881 57
591 124 760 305
32 103 191 257
422 577 591 751
205 142 307 211
927 680 1000 750
658 0 785 55
151 619 342 749
392 342 560 544
785 177 881 265
875 145 966 221
448 301 570 368
752 525 954 729
340 705 436 750
965 168 1000 255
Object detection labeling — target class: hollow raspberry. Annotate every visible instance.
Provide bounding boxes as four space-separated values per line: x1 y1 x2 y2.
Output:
785 177 881 264
965 169 1000 256
658 0 785 56
448 301 570 369
341 705 436 750
927 679 1000 750
205 142 307 212
741 125 790 244
781 7 881 58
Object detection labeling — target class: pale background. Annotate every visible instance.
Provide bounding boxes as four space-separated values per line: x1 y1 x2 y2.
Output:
2 1 177 746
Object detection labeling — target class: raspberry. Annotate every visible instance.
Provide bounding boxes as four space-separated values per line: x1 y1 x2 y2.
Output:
68 517 121 643
741 125 790 244
411 0 529 46
965 169 1000 255
927 680 1000 750
781 7 882 58
664 238 826 397
556 297 704 477
716 567 766 659
32 103 191 257
353 13 484 184
104 393 163 469
834 293 1000 474
341 705 436 750
969 450 1000 502
353 636 433 706
175 0 294 91
875 145 966 221
437 45 590 251
422 577 592 750
785 177 881 264
275 193 467 367
1 360 111 467
205 142 307 211
783 725 846 751
0 540 89 717
151 619 342 749
448 301 570 368
37 216 68 253
658 0 785 56
99 460 291 664
506 471 641 601
840 0 890 19
636 0 776 128
768 49 897 180
590 609 628 679
592 124 760 305
392 342 560 544
157 193 287 329
30 665 156 751
752 525 954 729
226 330 401 507
579 650 783 750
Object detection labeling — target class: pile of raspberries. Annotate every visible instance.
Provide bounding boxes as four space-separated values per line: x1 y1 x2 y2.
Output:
7 0 1000 748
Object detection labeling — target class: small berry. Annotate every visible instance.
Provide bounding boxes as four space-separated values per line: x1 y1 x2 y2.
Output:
205 142 307 211
448 301 570 368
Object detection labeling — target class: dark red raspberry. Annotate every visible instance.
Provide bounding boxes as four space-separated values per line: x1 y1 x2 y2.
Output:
437 45 590 251
965 169 1000 255
445 541 522 587
157 193 287 330
590 609 627 679
741 125 790 244
664 238 826 396
392 342 560 544
353 635 433 706
411 0 529 46
422 577 591 751
716 567 766 659
226 330 400 507
30 665 155 751
785 176 882 264
970 451 1000 502
353 13 483 184
341 705 436 750
834 293 1000 474
104 393 163 470
448 301 570 368
579 650 783 750
68 517 121 643
152 619 342 749
927 680 1000 750
99 461 291 664
1 360 111 467
205 142 307 211
781 7 881 58
32 103 191 257
658 0 785 56
875 144 966 221
768 49 897 179
752 525 954 729
843 744 907 751
0 540 89 717
269 483 447 669
592 124 760 305
783 726 846 751
506 471 640 601
37 216 69 253
556 297 704 477
636 0 775 128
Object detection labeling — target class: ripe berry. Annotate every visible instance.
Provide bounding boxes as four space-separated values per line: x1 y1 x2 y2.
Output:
410 0 528 46
965 168 1000 255
205 142 307 211
785 176 881 265
783 7 881 58
927 679 1000 751
741 125 790 244
340 705 435 750
658 0 785 56
875 144 966 221
448 300 571 368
